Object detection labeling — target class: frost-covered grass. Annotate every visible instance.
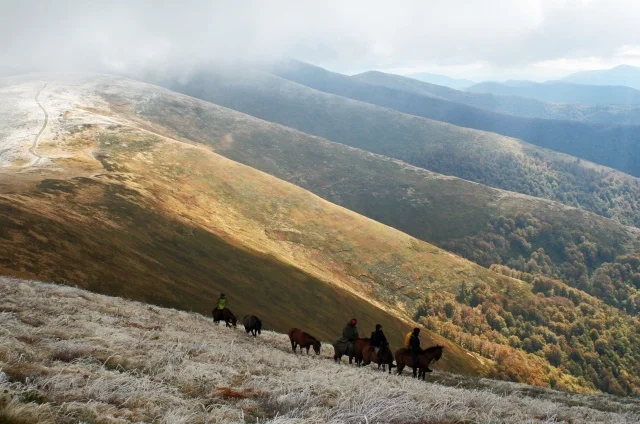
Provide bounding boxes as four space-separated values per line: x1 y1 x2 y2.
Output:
1 277 637 423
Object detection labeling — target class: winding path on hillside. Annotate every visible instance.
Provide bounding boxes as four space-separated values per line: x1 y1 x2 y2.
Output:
25 82 49 167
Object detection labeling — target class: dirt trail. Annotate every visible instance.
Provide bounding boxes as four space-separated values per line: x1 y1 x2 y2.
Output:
25 82 49 167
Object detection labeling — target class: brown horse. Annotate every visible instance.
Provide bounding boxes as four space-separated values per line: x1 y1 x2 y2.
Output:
362 343 395 374
334 338 369 365
354 338 370 366
212 308 237 328
395 346 444 380
288 328 321 355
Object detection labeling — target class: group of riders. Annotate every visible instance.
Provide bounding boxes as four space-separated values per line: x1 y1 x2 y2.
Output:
215 293 432 378
337 318 429 378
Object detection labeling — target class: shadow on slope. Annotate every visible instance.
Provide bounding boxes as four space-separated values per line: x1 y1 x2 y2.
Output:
0 176 483 376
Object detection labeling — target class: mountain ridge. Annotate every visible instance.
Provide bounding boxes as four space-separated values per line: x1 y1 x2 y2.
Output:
147 63 640 228
468 80 640 105
562 65 640 90
402 71 475 89
354 70 640 124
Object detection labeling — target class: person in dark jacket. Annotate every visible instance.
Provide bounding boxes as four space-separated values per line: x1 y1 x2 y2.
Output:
369 323 388 366
369 324 388 351
409 327 423 378
338 318 359 363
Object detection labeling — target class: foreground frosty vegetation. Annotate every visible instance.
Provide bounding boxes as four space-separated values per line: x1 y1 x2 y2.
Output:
1 277 639 423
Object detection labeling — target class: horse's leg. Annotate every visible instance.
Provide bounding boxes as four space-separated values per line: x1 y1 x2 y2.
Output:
290 340 296 353
424 358 434 373
306 346 310 355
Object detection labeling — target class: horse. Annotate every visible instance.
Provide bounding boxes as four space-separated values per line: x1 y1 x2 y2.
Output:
243 315 262 337
333 338 369 365
362 343 395 374
394 346 444 380
354 338 370 366
288 328 321 355
212 307 237 328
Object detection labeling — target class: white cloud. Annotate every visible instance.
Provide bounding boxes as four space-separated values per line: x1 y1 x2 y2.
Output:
1 0 639 80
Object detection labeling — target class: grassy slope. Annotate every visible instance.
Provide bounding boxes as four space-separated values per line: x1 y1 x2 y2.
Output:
354 70 640 124
1 78 532 377
3 277 638 424
94 78 640 317
100 79 639 253
0 176 418 348
149 66 640 229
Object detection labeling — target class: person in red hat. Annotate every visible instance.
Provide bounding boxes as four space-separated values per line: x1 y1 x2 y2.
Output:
339 318 360 363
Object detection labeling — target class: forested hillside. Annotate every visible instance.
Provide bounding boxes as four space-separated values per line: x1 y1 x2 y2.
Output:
442 212 640 313
418 265 640 395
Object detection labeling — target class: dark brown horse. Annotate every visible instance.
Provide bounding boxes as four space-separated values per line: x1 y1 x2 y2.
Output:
212 308 237 328
333 338 369 365
395 346 444 380
243 315 262 337
354 338 370 366
362 343 395 373
288 328 321 355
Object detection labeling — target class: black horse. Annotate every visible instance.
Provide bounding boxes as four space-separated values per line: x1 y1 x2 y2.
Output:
212 308 237 328
243 315 262 337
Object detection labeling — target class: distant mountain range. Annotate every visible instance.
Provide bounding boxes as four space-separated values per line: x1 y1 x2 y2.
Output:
248 59 640 179
467 80 640 105
403 71 475 89
562 64 640 90
354 70 640 124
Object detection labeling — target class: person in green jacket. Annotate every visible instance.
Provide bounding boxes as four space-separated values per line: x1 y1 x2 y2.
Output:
217 293 228 310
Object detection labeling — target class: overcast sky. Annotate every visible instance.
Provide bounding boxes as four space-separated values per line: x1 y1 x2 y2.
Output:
2 0 640 81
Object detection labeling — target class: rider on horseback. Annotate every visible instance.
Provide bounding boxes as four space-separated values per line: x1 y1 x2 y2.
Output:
340 318 359 363
217 293 227 310
409 327 424 378
369 324 388 366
